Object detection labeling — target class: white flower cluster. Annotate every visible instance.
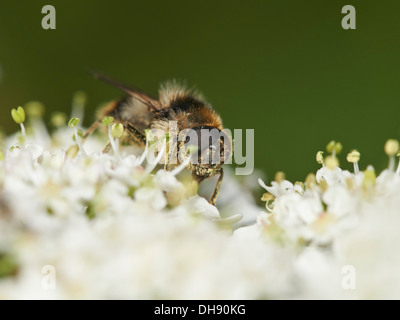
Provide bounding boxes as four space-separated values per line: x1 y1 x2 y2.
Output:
0 113 289 299
1 104 400 299
255 141 400 299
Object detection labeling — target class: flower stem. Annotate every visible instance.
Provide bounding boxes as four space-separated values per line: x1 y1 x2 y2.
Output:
353 162 359 175
135 139 149 166
74 127 87 157
389 155 395 171
20 123 26 139
108 125 121 164
145 138 166 174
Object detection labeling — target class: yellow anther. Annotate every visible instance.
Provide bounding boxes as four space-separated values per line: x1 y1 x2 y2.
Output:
295 181 305 190
325 155 339 170
316 151 324 164
385 139 399 156
305 173 317 189
346 150 360 163
319 180 328 192
261 193 275 202
274 171 285 183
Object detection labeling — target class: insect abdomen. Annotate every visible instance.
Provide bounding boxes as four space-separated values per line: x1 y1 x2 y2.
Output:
99 97 154 133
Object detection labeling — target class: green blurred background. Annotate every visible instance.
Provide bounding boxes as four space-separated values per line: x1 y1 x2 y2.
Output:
1 0 400 182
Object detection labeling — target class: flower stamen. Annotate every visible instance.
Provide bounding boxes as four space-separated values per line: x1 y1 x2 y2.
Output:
110 123 124 164
316 151 324 165
385 139 399 171
396 152 400 175
145 136 167 174
11 106 26 142
347 149 360 175
70 91 87 123
68 117 87 157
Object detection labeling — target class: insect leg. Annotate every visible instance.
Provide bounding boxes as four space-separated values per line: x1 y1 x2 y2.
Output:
82 120 101 141
124 122 146 147
210 168 224 206
164 144 172 171
103 141 112 153
102 122 146 154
